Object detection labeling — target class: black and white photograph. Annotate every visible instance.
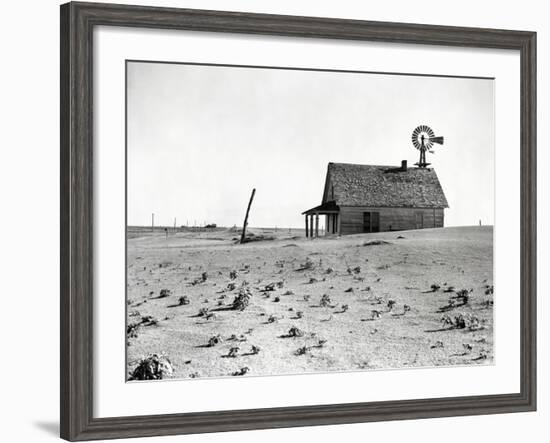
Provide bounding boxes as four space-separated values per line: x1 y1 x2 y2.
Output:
125 61 495 381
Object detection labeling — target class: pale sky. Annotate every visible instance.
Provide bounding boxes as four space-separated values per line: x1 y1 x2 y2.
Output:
127 61 494 228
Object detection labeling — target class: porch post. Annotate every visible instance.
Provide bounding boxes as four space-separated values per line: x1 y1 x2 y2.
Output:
305 215 309 238
337 213 341 235
309 215 314 239
315 213 319 237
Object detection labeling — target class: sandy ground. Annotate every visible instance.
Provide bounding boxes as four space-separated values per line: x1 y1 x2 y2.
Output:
126 226 493 380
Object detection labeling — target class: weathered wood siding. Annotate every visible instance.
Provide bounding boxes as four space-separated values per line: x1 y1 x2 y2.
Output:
339 206 444 235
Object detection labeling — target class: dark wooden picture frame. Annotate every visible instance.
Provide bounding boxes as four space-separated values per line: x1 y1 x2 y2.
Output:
60 2 536 441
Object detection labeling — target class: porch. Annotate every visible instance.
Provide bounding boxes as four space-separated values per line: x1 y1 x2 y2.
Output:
301 201 340 238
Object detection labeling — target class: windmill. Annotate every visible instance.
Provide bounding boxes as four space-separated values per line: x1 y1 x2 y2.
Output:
411 125 444 168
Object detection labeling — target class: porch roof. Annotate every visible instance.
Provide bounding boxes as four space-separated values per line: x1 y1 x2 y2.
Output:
302 200 340 215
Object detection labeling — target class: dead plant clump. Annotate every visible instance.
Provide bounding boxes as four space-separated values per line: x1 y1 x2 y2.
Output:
197 307 210 317
339 304 349 313
250 345 261 355
140 315 158 326
231 287 252 311
283 290 295 296
371 310 382 319
229 270 238 280
158 289 172 298
207 334 222 347
347 266 361 275
287 326 305 338
226 282 236 291
387 299 396 311
314 339 327 348
319 294 332 307
127 322 140 338
440 313 481 330
485 285 494 295
178 295 190 306
232 367 249 376
226 346 240 358
295 346 309 356
128 354 174 381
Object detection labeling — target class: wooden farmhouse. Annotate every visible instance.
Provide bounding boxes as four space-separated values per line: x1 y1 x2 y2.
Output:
303 160 448 237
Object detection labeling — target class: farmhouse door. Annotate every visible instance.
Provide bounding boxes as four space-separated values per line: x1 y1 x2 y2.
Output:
415 212 424 229
363 211 380 233
363 212 371 233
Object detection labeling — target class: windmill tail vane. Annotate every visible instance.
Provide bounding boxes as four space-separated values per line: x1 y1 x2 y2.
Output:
411 125 444 168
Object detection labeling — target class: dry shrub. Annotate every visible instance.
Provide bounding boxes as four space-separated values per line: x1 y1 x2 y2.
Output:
197 307 210 317
128 354 173 381
232 287 252 311
226 347 239 358
295 346 309 356
140 315 158 326
232 367 249 376
127 322 140 338
226 282 236 291
440 313 481 330
287 326 304 338
319 294 332 307
229 270 238 280
207 334 222 347
158 289 172 298
338 304 349 313
178 295 190 306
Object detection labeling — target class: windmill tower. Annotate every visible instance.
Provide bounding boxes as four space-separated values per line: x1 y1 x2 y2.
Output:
411 125 444 168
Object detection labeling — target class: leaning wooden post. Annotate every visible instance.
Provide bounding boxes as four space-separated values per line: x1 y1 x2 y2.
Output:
240 188 256 244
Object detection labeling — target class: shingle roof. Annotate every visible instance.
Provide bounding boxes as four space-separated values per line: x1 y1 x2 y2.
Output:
323 162 448 208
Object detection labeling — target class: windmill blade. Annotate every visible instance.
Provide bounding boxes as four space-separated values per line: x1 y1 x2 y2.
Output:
429 136 444 145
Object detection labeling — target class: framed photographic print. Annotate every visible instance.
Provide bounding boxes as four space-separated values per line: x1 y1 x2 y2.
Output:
60 1 536 441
